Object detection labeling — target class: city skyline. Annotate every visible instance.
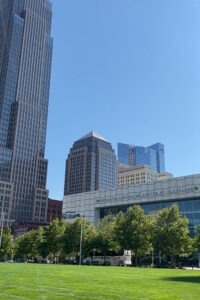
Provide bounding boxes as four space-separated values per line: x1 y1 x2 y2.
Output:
46 0 200 200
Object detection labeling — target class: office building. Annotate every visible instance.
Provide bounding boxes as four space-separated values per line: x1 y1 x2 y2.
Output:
118 164 172 187
63 173 200 235
0 0 53 226
118 142 165 173
64 131 117 195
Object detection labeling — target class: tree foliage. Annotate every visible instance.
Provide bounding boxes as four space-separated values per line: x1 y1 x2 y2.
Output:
194 225 200 252
0 227 13 261
114 205 154 265
0 204 196 267
92 215 118 259
44 218 66 261
154 204 191 267
15 227 44 261
63 217 96 259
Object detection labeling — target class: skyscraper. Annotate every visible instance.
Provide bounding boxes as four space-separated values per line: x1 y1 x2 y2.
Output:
0 0 53 226
118 142 165 173
64 131 117 195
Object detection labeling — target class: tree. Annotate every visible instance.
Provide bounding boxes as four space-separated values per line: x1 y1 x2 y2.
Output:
14 227 44 262
114 205 154 266
154 204 191 267
194 225 200 251
44 218 66 262
92 215 119 262
30 227 44 261
193 225 200 267
14 233 30 260
63 217 96 261
0 227 13 261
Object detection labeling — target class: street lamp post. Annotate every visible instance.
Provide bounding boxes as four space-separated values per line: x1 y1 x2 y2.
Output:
79 212 83 265
64 210 84 265
0 197 5 248
0 212 4 248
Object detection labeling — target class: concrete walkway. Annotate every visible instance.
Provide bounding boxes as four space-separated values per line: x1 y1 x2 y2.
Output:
184 267 200 271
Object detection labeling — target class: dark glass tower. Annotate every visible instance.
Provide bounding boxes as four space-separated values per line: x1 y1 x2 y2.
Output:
0 0 53 225
64 131 117 195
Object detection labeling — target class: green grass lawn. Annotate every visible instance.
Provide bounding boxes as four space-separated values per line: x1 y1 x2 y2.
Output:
0 264 200 300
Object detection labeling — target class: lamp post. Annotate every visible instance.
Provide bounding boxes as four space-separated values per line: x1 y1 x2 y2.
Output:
0 196 5 248
0 212 4 248
64 210 84 265
79 212 84 265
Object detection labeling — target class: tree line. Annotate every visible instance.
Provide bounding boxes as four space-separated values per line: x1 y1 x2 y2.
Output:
1 204 200 267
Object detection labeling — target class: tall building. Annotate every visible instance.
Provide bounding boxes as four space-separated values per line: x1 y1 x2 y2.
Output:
118 142 165 173
0 0 53 226
64 131 117 195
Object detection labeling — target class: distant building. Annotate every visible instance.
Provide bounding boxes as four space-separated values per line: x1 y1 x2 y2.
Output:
64 131 117 195
118 164 172 187
118 142 165 173
11 220 49 238
47 199 63 223
11 198 62 236
118 143 134 165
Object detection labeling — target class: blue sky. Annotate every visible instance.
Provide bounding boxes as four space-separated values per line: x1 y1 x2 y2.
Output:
46 0 200 200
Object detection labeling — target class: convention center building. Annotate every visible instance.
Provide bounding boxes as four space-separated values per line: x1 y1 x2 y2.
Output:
63 174 200 235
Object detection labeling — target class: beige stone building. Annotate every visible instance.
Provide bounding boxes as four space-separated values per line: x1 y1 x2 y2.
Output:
118 164 172 187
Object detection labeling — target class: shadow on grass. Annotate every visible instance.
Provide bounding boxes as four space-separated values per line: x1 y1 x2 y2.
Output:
163 276 200 284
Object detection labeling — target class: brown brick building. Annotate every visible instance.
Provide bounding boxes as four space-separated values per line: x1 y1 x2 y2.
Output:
47 199 63 223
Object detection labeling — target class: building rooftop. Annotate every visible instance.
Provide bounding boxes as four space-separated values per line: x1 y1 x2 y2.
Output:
118 163 153 173
78 131 108 142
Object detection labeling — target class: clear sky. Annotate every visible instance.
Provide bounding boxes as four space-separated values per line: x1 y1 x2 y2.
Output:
46 0 200 200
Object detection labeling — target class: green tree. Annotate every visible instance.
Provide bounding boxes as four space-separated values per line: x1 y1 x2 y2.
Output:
193 225 200 267
0 227 13 261
93 215 119 262
154 204 191 267
30 227 44 261
194 225 200 251
44 218 66 262
63 217 96 261
14 233 29 260
14 227 44 262
114 205 154 266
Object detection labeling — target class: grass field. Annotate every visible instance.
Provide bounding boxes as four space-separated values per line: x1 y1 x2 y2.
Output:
0 264 200 300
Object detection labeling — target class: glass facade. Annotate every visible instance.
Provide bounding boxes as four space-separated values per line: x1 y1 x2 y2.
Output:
118 143 130 165
134 146 157 171
118 142 165 173
64 132 117 195
0 0 53 224
148 143 165 173
99 198 200 235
